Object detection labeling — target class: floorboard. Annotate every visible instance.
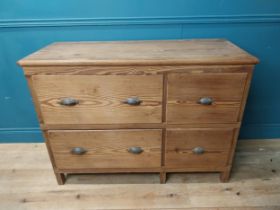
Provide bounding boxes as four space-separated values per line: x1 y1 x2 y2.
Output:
0 140 279 210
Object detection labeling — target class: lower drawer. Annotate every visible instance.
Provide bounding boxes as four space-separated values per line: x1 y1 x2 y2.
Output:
48 129 162 169
165 128 235 168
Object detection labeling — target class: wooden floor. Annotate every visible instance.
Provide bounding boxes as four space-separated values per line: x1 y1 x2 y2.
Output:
0 140 279 210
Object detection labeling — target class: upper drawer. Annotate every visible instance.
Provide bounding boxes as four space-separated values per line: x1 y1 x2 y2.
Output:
167 73 247 123
32 75 163 125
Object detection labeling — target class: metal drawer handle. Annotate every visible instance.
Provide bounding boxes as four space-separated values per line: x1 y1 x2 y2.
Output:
198 97 213 105
123 97 142 106
192 147 205 155
128 146 143 154
71 147 87 155
59 98 79 106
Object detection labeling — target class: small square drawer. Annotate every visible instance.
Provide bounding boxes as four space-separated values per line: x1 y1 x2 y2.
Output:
165 128 235 168
48 129 162 169
32 75 163 125
167 72 247 123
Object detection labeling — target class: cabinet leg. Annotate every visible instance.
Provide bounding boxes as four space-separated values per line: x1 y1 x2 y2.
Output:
220 170 230 182
160 172 166 184
55 173 66 185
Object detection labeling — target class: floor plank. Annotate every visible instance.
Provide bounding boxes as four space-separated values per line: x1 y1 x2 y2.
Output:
0 140 279 210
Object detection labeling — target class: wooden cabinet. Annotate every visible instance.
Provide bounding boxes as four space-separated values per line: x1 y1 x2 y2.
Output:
18 39 258 184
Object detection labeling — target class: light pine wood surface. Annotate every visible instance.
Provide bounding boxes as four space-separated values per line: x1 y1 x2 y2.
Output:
48 129 162 169
32 75 163 125
165 128 234 168
0 140 279 210
167 72 247 124
18 40 259 67
18 40 258 184
22 65 254 76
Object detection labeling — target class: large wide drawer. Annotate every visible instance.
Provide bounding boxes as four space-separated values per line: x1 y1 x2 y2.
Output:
48 129 162 169
32 75 163 125
165 128 235 168
167 72 247 123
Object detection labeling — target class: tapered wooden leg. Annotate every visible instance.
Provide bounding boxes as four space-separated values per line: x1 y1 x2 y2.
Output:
220 170 230 182
160 172 166 184
55 173 66 185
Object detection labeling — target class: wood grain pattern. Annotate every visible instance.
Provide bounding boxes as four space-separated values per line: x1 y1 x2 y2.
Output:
32 75 163 125
219 70 255 182
167 72 247 123
43 131 66 184
165 128 235 168
26 76 44 124
55 168 162 173
0 140 279 210
22 65 253 76
48 129 162 169
40 122 241 130
17 39 258 184
18 39 259 66
238 69 254 121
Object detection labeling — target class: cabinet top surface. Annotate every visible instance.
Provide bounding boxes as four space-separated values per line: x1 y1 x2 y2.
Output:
18 39 258 66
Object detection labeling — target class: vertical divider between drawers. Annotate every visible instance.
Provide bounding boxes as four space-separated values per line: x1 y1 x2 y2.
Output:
161 73 168 167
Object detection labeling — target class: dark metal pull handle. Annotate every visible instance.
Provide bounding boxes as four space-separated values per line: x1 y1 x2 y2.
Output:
123 97 142 105
71 147 87 155
198 97 213 105
192 147 205 155
59 98 79 106
128 146 143 154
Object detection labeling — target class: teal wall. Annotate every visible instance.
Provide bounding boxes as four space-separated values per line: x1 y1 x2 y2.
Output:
1 0 280 142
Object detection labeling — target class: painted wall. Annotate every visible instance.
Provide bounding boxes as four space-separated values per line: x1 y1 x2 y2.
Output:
0 0 280 142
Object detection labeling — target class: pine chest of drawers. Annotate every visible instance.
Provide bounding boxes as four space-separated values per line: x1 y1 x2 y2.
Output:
18 39 258 184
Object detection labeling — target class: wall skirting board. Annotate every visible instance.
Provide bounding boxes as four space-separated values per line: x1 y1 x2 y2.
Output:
0 128 43 143
240 124 280 139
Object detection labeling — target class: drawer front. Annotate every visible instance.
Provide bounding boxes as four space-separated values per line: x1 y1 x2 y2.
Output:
167 73 247 123
48 129 162 169
32 75 163 125
165 128 234 168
